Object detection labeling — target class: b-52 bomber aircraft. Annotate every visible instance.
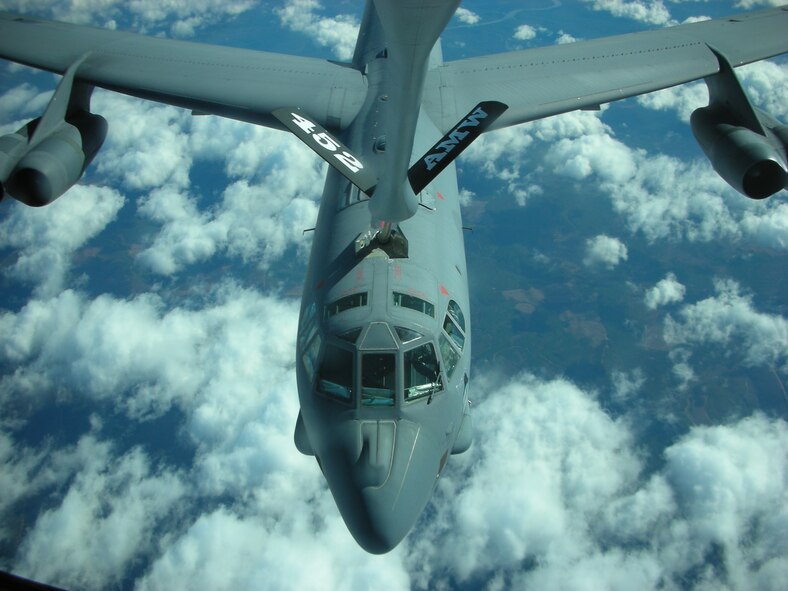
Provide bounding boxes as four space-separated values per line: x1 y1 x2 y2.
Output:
1 1 787 554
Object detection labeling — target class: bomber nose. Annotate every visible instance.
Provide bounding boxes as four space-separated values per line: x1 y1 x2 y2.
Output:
323 418 443 554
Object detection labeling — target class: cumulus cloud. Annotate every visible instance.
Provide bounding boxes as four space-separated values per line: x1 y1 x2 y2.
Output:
0 0 258 37
637 61 788 123
0 283 299 421
663 279 788 373
645 272 687 309
581 0 674 25
584 234 629 269
0 280 412 590
611 367 646 403
0 185 124 298
91 91 193 191
556 30 579 44
454 7 480 24
462 91 788 250
275 0 360 61
513 24 538 41
406 373 642 585
734 0 785 8
135 136 321 275
14 437 186 590
406 373 788 590
0 83 51 122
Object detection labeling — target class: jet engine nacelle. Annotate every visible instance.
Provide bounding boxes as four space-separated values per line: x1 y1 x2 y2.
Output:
3 111 107 207
690 106 787 200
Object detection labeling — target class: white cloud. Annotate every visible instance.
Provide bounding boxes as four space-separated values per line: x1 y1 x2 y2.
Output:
275 0 360 61
0 185 125 298
556 30 578 44
0 0 258 37
737 61 788 121
462 104 788 250
513 24 538 41
546 132 637 184
611 367 646 402
0 278 412 590
407 373 642 584
660 415 788 588
645 272 687 309
455 7 480 25
0 83 51 121
584 234 629 269
734 0 785 8
136 504 413 591
14 437 186 590
637 61 788 123
636 80 709 122
406 373 788 589
663 278 788 371
135 139 321 275
0 283 300 422
740 202 788 249
581 0 675 25
91 91 192 191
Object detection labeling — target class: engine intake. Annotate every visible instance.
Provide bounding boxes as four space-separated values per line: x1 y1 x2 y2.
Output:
691 106 787 200
4 111 107 207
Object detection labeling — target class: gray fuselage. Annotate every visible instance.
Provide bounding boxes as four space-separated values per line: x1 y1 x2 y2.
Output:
293 0 472 554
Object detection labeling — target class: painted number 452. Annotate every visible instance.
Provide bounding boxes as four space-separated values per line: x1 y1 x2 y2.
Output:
290 113 364 173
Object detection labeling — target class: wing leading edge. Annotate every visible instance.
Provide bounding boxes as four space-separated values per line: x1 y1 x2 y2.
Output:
424 6 788 133
0 12 366 131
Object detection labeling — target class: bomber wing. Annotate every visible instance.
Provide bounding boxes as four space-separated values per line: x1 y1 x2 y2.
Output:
0 12 366 131
423 6 788 133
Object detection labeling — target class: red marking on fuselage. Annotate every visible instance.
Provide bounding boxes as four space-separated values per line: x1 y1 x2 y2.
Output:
439 284 449 296
394 264 401 280
316 279 325 290
436 192 445 201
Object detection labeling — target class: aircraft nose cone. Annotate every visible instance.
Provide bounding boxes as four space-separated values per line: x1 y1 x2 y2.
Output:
351 487 412 554
321 419 443 553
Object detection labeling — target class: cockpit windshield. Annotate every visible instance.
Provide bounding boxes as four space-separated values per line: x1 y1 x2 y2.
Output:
361 353 396 406
404 342 441 400
318 344 354 401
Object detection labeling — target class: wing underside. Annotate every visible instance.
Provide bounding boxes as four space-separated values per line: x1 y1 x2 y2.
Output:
424 6 788 133
0 12 366 131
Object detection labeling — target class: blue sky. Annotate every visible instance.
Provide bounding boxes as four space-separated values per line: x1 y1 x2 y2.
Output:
0 1 787 590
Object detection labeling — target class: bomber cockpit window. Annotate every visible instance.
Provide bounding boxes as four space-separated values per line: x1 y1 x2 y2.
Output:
447 300 466 332
317 345 354 402
393 292 435 318
338 327 362 344
439 333 460 379
443 299 466 350
361 353 395 406
404 343 442 400
395 326 422 344
302 332 322 383
326 292 368 319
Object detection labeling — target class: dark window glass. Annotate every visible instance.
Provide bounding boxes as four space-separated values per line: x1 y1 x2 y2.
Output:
325 292 368 318
318 345 354 401
338 328 362 344
404 343 441 400
439 333 460 379
393 292 435 318
361 353 395 406
447 300 466 332
395 326 422 344
302 332 322 382
298 302 317 350
443 315 465 350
